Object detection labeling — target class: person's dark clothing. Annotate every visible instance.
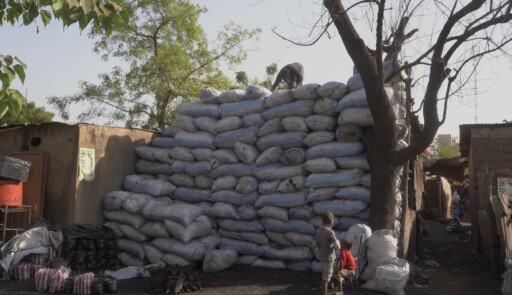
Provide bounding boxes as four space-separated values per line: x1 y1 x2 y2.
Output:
271 63 304 91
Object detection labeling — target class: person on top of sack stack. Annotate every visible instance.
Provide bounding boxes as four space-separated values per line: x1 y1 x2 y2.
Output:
270 62 304 91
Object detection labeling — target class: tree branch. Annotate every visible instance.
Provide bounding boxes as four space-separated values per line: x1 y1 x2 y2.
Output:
271 21 333 46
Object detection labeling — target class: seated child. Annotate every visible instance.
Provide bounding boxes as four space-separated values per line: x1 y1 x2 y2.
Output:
338 240 356 282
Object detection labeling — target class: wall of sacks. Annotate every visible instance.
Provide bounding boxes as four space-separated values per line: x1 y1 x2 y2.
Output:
102 61 408 272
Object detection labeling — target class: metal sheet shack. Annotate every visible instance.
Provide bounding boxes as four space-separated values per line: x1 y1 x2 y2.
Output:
459 123 512 274
0 122 157 227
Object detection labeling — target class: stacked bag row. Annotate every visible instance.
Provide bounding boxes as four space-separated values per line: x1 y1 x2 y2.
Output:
102 60 408 272
337 60 409 231
34 267 117 294
103 190 229 271
12 246 61 281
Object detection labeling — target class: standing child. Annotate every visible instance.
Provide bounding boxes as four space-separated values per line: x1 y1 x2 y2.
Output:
316 212 342 295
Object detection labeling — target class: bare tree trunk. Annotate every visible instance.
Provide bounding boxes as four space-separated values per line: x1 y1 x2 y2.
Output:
368 146 401 230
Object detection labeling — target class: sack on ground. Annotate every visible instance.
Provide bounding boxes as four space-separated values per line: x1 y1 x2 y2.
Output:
203 249 238 273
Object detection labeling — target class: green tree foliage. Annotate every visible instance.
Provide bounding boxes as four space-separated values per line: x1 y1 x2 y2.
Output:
0 0 126 120
0 55 26 119
0 100 54 125
0 0 126 32
234 63 278 90
48 0 260 129
436 140 460 158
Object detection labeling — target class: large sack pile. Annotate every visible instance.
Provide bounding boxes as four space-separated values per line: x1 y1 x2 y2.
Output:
103 63 407 272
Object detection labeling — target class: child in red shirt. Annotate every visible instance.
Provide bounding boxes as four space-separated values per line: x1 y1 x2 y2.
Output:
339 240 356 282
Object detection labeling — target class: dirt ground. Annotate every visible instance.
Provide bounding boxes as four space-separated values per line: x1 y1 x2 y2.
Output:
0 218 504 295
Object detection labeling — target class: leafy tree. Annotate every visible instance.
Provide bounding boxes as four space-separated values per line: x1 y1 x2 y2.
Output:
235 63 278 89
0 55 25 119
48 0 260 129
0 0 126 119
315 0 512 230
436 139 460 158
0 100 54 125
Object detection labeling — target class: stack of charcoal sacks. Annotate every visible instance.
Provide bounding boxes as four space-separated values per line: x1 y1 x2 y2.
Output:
60 224 117 273
336 59 408 232
102 60 407 272
103 189 221 267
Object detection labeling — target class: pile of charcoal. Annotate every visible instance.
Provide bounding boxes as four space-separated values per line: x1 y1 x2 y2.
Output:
61 224 117 273
150 264 202 295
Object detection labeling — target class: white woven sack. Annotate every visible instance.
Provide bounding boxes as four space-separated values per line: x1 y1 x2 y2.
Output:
216 89 246 103
265 245 312 261
235 176 259 194
176 115 197 132
281 116 308 132
234 142 259 164
312 200 368 217
215 116 243 133
361 229 398 281
265 90 293 108
194 117 218 134
246 85 272 99
212 176 238 192
212 149 239 164
291 83 321 100
345 224 372 257
211 202 239 219
277 175 305 193
257 118 283 137
257 206 289 221
313 98 337 115
338 107 374 126
303 131 335 147
119 224 148 242
199 87 220 103
305 115 337 131
134 146 161 161
179 102 220 118
203 249 238 273
164 215 212 243
317 81 348 99
362 258 409 295
135 160 173 175
162 253 191 266
169 147 195 161
191 148 213 161
255 147 283 166
220 98 266 117
242 113 264 127
258 180 280 195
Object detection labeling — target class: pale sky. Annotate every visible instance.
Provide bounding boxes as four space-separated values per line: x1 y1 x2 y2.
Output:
1 0 511 135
